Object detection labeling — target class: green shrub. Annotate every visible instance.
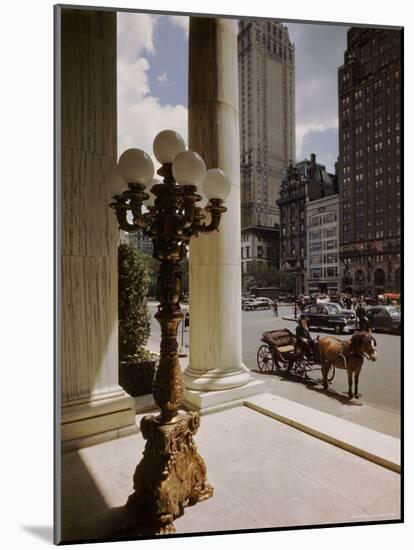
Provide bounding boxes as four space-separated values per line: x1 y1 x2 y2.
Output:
118 243 151 362
119 357 158 397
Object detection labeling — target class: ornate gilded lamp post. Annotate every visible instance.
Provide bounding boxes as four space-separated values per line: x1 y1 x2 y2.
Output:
110 130 230 534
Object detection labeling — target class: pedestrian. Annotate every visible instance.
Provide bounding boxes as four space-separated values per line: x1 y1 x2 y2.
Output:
273 299 278 317
355 301 365 329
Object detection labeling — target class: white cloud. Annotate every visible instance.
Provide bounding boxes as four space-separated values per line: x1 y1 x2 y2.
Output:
117 13 158 62
117 14 188 166
157 71 168 83
168 15 189 38
296 118 338 160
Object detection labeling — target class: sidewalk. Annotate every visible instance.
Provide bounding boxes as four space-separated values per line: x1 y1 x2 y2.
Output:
60 403 400 542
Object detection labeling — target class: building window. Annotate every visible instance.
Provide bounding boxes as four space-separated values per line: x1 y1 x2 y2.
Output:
325 266 338 278
324 228 337 238
310 268 322 279
309 230 322 241
311 255 322 265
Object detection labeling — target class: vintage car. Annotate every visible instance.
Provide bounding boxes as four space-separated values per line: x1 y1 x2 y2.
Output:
243 297 273 311
299 302 357 334
364 305 401 334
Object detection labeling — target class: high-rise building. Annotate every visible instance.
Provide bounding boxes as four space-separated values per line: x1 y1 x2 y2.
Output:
338 27 402 296
277 154 337 294
238 20 295 268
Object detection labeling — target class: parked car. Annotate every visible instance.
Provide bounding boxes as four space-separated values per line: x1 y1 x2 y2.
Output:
256 297 274 305
300 303 358 334
364 305 401 334
243 297 272 311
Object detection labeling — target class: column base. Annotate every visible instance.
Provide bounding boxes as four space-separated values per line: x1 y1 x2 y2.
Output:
183 379 267 414
61 389 138 451
183 364 251 391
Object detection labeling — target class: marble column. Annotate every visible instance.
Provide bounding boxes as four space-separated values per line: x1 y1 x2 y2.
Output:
59 8 137 450
183 17 265 411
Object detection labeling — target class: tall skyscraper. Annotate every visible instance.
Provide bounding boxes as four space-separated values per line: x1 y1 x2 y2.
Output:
238 20 295 278
338 27 402 296
238 20 295 229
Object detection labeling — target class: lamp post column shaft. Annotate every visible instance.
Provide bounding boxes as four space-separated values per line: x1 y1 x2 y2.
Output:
153 259 184 422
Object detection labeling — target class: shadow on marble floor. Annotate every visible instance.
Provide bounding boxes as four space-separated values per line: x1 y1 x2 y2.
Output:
59 448 185 543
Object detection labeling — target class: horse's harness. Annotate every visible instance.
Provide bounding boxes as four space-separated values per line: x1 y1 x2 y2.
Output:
336 335 376 370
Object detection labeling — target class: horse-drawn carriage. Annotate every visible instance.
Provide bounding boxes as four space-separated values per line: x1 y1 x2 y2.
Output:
257 327 378 398
257 328 335 382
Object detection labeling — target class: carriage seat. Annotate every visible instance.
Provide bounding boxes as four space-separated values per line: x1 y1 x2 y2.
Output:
262 329 297 359
278 344 295 354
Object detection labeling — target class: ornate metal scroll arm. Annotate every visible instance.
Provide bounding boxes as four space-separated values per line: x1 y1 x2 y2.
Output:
109 195 140 233
122 183 150 229
109 183 152 232
198 199 227 233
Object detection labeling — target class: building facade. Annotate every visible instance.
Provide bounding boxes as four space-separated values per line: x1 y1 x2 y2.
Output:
118 230 129 245
277 154 337 294
128 230 153 255
241 225 280 275
338 27 402 295
306 194 340 295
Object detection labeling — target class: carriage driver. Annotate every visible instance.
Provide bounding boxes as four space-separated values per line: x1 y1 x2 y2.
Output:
295 317 316 359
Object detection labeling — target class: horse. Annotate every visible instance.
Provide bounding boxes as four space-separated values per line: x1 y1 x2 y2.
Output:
318 330 377 398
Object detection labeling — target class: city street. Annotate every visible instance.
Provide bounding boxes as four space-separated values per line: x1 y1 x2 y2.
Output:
241 306 401 414
148 303 401 437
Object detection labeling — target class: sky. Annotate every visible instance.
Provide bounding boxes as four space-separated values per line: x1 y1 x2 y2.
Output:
117 13 348 173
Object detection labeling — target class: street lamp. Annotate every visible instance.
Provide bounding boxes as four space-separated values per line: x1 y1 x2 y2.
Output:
109 130 230 534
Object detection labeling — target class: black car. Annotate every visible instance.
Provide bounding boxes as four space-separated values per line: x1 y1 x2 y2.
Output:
364 306 401 334
300 303 357 334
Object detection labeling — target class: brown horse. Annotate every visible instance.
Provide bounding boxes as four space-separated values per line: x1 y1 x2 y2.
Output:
318 330 377 398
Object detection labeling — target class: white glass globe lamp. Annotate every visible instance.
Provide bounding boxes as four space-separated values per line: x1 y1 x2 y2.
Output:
118 148 154 187
203 169 231 200
153 130 186 164
172 151 206 186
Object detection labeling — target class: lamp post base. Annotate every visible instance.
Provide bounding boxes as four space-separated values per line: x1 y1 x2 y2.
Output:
125 410 213 535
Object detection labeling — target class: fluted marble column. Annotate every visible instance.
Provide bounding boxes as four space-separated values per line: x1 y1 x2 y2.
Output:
59 8 137 449
183 18 265 409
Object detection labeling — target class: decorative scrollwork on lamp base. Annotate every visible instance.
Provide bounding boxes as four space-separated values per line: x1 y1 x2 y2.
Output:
125 412 213 535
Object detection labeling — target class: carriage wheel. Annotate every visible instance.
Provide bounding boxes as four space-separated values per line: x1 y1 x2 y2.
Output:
257 345 274 373
294 359 305 376
327 364 335 382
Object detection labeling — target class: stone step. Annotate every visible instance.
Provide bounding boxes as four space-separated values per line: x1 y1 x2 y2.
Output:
244 393 400 473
